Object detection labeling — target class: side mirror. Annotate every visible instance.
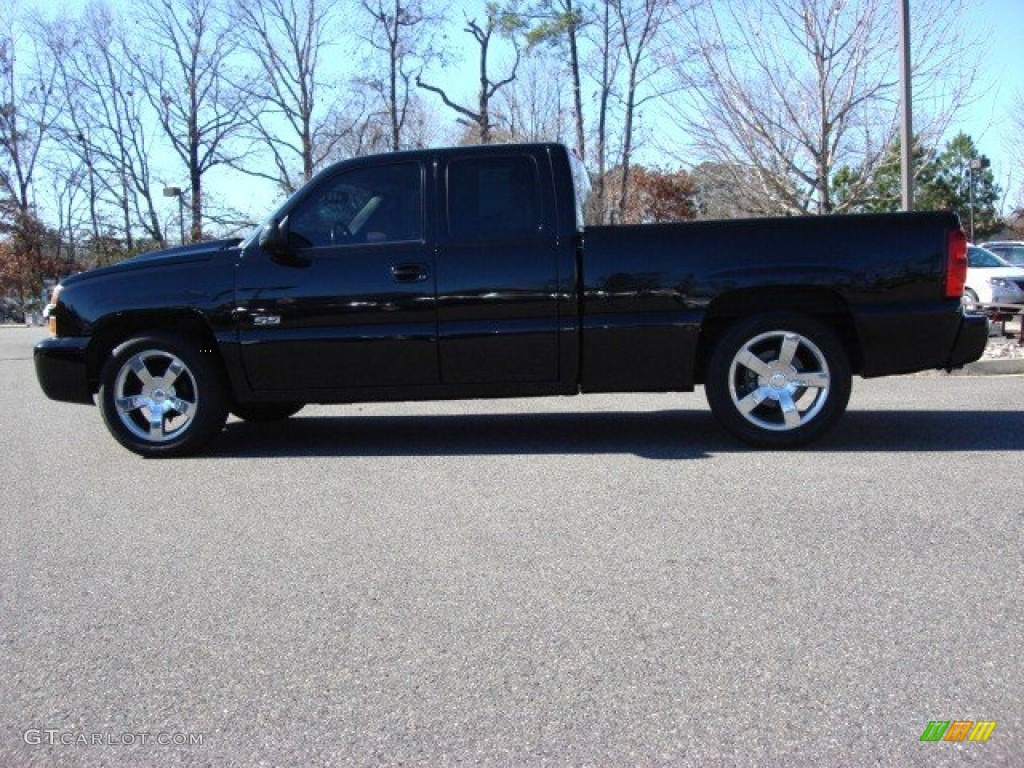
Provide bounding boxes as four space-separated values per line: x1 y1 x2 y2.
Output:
258 216 311 266
258 217 289 255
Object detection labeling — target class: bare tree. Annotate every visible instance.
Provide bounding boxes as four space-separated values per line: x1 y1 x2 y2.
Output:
579 0 620 223
46 156 89 267
130 0 250 240
579 0 674 224
359 0 442 152
609 0 671 221
526 0 588 163
44 5 169 252
234 0 362 193
526 0 673 225
1012 91 1024 228
47 15 132 253
417 5 526 144
664 0 981 216
495 53 570 142
0 16 66 311
0 22 61 217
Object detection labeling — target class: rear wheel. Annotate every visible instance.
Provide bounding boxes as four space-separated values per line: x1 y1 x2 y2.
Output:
98 334 228 457
705 314 851 449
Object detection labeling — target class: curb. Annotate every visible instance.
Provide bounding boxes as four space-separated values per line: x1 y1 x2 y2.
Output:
955 358 1024 376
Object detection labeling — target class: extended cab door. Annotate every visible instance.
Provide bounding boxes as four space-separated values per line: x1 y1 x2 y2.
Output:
436 150 569 385
234 160 438 391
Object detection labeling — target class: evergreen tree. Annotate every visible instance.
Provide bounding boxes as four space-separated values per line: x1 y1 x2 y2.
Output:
833 138 938 213
832 133 1002 238
928 133 1001 239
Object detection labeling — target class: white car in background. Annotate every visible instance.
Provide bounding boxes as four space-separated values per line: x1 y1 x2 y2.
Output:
963 245 1024 307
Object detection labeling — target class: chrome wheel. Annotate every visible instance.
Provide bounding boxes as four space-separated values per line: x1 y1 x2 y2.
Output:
99 333 228 457
113 348 198 442
728 331 831 432
705 314 851 448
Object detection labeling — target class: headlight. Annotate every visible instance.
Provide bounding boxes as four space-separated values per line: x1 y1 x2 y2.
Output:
987 277 1014 288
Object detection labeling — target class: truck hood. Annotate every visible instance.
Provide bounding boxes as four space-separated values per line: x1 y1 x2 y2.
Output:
60 238 242 286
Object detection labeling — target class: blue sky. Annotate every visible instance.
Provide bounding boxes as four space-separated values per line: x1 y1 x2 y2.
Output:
942 0 1024 209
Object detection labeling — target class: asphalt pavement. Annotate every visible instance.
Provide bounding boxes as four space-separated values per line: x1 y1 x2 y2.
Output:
1 327 1021 766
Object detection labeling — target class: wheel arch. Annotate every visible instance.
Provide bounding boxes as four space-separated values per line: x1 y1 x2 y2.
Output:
694 287 863 384
85 310 223 394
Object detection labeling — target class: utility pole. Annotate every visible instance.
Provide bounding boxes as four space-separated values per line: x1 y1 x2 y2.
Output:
899 0 913 211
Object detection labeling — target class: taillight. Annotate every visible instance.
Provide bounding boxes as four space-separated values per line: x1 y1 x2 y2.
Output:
945 229 968 299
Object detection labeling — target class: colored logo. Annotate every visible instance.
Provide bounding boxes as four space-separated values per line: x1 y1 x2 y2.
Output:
920 721 997 742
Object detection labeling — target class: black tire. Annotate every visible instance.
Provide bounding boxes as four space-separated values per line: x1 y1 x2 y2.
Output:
705 314 851 449
229 402 304 422
98 333 228 457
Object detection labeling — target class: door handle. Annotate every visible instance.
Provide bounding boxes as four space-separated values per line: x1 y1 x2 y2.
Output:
390 263 429 283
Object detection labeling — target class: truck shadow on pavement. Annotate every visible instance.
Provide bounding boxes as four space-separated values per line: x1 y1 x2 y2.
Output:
212 410 722 460
207 407 1024 459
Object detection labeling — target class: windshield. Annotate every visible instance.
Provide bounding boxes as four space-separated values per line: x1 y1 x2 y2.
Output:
239 220 267 250
239 205 292 250
985 244 1024 267
967 246 1011 269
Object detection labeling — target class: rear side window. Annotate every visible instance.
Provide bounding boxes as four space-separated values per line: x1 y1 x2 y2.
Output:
447 156 542 241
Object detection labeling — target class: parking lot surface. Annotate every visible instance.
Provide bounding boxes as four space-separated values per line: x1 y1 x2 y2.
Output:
1 327 1021 766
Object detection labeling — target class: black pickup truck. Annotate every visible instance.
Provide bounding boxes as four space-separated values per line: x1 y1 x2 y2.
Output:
35 142 987 456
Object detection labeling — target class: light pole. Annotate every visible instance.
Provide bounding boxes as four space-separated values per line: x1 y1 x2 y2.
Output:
967 156 990 243
899 0 913 211
162 186 185 245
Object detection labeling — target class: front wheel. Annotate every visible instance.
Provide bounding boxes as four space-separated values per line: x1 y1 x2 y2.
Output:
705 314 851 449
98 334 228 457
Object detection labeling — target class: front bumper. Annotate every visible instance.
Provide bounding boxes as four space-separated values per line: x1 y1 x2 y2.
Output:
946 312 989 369
34 336 94 404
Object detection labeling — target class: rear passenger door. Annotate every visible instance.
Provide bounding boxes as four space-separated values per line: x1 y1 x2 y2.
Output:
436 151 564 385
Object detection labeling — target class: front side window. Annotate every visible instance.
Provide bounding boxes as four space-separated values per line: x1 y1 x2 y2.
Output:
288 163 422 248
447 156 542 241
